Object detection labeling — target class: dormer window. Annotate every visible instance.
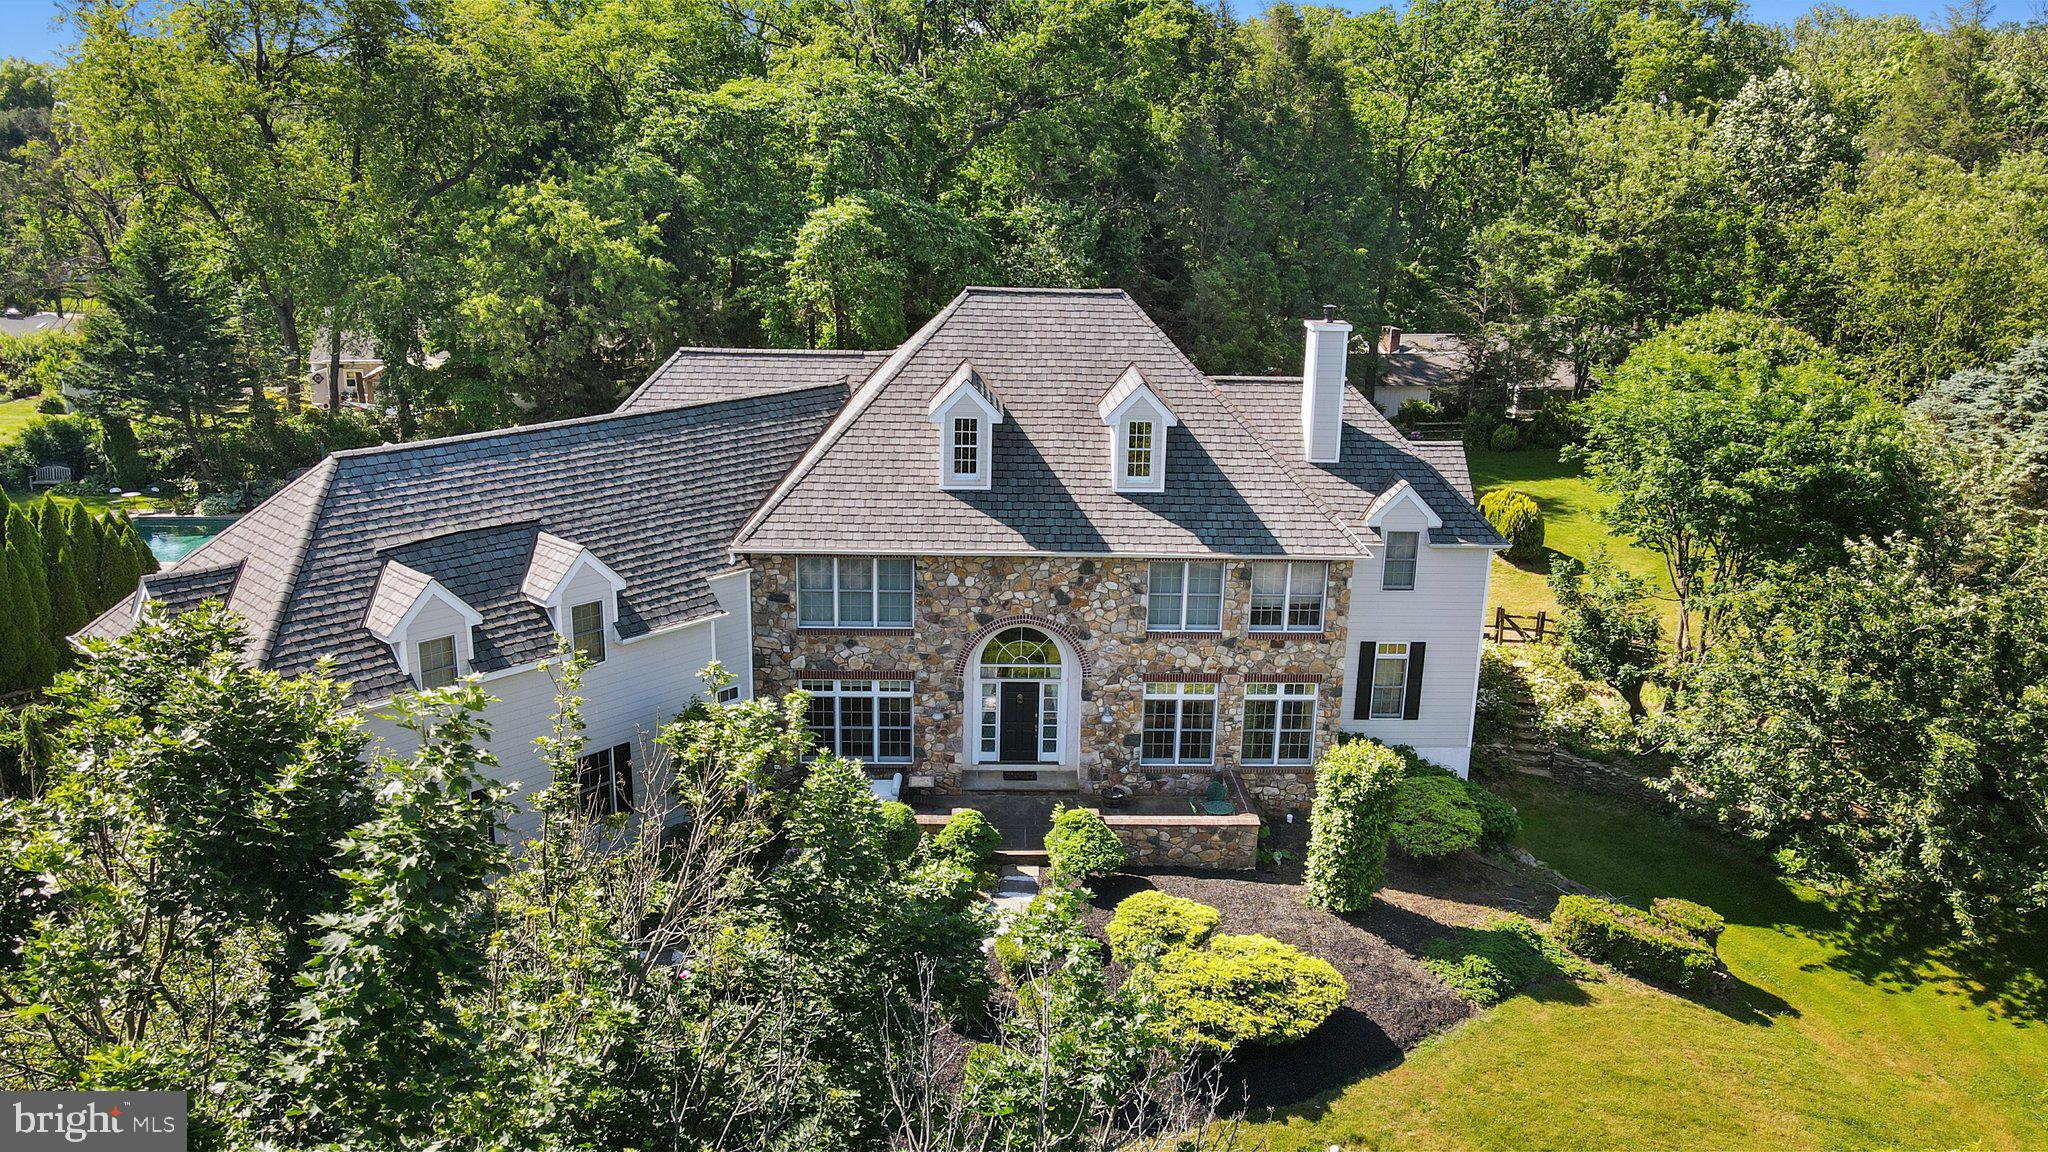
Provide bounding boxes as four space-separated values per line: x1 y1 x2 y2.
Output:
1099 365 1176 494
927 360 1004 491
417 635 459 687
951 417 982 481
570 600 608 662
1124 420 1155 483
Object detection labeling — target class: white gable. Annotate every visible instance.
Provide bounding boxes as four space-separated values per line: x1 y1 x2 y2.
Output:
1363 478 1444 532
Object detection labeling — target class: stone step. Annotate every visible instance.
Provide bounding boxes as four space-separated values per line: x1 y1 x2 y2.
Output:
960 767 1082 792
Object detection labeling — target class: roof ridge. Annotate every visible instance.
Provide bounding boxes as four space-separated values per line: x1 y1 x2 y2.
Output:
731 290 978 548
1206 382 1373 555
332 379 851 463
248 458 341 667
959 285 1129 296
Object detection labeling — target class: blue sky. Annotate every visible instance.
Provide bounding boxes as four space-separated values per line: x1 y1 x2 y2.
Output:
0 0 1985 66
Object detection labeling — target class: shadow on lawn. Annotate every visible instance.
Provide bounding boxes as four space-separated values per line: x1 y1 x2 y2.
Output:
1805 895 2048 1025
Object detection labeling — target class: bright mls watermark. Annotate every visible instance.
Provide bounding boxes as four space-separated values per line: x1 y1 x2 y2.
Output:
4 1092 185 1149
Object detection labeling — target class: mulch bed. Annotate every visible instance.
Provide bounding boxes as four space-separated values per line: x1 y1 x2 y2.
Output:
1082 823 1569 1113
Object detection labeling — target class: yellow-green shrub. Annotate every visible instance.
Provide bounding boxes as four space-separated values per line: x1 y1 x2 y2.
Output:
1479 488 1545 562
1303 740 1407 912
1105 890 1221 965
1150 934 1347 1051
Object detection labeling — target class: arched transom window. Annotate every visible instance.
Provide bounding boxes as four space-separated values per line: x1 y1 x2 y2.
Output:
978 627 1062 679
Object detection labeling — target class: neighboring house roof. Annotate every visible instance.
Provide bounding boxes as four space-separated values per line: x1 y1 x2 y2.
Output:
78 382 849 701
735 288 1497 556
307 329 449 370
1377 333 1472 393
0 312 82 338
618 347 889 413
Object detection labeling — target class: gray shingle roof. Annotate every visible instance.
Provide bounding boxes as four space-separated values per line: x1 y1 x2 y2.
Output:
1211 376 1501 547
736 288 1498 556
132 562 245 620
519 531 586 603
618 347 887 413
78 383 848 701
363 560 437 639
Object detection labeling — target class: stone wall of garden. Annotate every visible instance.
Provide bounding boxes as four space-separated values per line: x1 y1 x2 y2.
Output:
750 554 1351 794
1104 811 1261 870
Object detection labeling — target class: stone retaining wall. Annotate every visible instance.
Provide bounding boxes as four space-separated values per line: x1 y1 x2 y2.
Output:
1104 812 1261 870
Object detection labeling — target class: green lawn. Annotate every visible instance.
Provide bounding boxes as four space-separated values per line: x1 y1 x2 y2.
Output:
0 395 42 442
1250 779 2048 1151
1466 446 1678 638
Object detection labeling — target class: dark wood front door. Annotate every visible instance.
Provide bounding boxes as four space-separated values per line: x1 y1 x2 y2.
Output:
998 681 1041 762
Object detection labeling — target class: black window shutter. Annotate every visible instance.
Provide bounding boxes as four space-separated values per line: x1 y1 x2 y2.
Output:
615 742 636 811
1354 641 1376 720
1403 643 1427 720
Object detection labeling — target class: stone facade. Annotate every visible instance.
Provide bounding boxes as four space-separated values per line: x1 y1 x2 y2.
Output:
750 554 1351 795
1104 812 1261 870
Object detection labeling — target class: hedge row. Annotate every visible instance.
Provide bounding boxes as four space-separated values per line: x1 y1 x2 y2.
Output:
1550 894 1720 989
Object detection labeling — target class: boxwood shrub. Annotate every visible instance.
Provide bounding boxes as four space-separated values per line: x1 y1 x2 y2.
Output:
1653 897 1726 945
1422 916 1597 1006
879 800 922 864
1478 488 1545 562
1044 804 1126 882
1151 934 1347 1051
1551 894 1718 989
1390 776 1484 860
932 809 1000 876
1465 784 1522 851
1105 890 1221 965
1303 740 1407 912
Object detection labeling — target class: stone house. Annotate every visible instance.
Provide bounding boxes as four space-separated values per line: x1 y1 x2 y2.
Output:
80 288 1503 842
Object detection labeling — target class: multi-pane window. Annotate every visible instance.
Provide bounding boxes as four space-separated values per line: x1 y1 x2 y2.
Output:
570 600 607 662
417 635 458 688
1249 562 1327 632
1124 420 1155 481
797 557 914 628
1147 561 1224 631
1141 682 1217 765
802 678 914 763
1370 643 1410 719
951 417 981 478
578 742 634 816
1242 681 1316 765
1382 531 1419 591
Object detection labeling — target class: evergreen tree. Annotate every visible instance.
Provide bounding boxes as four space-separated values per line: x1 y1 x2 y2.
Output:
6 502 54 687
44 535 89 646
59 503 102 618
93 514 144 613
0 495 26 692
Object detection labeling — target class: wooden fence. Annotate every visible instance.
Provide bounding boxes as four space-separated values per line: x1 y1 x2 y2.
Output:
1487 606 1552 644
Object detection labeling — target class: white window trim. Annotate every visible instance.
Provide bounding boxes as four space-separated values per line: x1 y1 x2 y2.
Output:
1382 531 1419 592
569 599 609 662
1146 560 1224 632
1141 681 1218 766
1249 561 1327 633
1369 642 1411 720
372 576 482 682
797 556 916 629
1100 368 1176 494
1241 681 1318 765
415 634 460 688
928 363 1004 491
801 677 916 764
525 545 627 655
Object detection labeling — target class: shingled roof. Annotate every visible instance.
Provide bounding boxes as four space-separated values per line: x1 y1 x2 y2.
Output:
617 347 887 413
78 383 848 702
734 288 1500 556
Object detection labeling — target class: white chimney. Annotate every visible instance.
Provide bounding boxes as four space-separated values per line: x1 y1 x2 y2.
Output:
1302 305 1351 464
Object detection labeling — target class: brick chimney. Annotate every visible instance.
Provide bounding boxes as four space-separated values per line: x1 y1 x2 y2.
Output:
1302 305 1352 464
1379 325 1403 355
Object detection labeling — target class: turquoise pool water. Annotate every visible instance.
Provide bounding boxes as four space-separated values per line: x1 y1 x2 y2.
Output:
135 517 236 565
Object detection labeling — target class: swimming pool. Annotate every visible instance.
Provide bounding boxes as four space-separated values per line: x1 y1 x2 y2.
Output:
134 517 237 565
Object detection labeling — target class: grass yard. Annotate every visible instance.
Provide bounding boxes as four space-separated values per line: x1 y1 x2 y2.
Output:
1250 778 2048 1151
0 395 43 442
1466 446 1678 639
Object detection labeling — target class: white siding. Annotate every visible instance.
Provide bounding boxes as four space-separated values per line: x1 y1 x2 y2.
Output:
406 597 472 672
1337 502 1493 775
363 618 722 838
706 569 754 696
1373 384 1432 417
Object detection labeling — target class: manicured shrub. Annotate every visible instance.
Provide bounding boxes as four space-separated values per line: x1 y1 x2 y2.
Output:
878 800 922 864
1527 398 1583 447
1390 776 1483 860
1551 894 1718 989
932 809 1000 875
1303 740 1407 912
1104 890 1221 965
1465 783 1522 851
1422 916 1596 1006
1043 804 1125 882
1392 398 1444 429
1488 422 1521 452
1652 897 1726 945
1151 934 1347 1051
1478 488 1545 562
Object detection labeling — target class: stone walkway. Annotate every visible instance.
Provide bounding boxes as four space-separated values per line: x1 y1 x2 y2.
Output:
990 863 1042 918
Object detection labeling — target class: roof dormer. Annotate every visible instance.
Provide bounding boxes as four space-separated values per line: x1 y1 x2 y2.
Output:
1362 478 1445 533
522 531 628 660
1098 365 1178 494
926 360 1004 490
365 559 484 687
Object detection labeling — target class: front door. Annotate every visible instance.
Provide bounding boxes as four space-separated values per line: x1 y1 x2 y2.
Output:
998 681 1041 762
